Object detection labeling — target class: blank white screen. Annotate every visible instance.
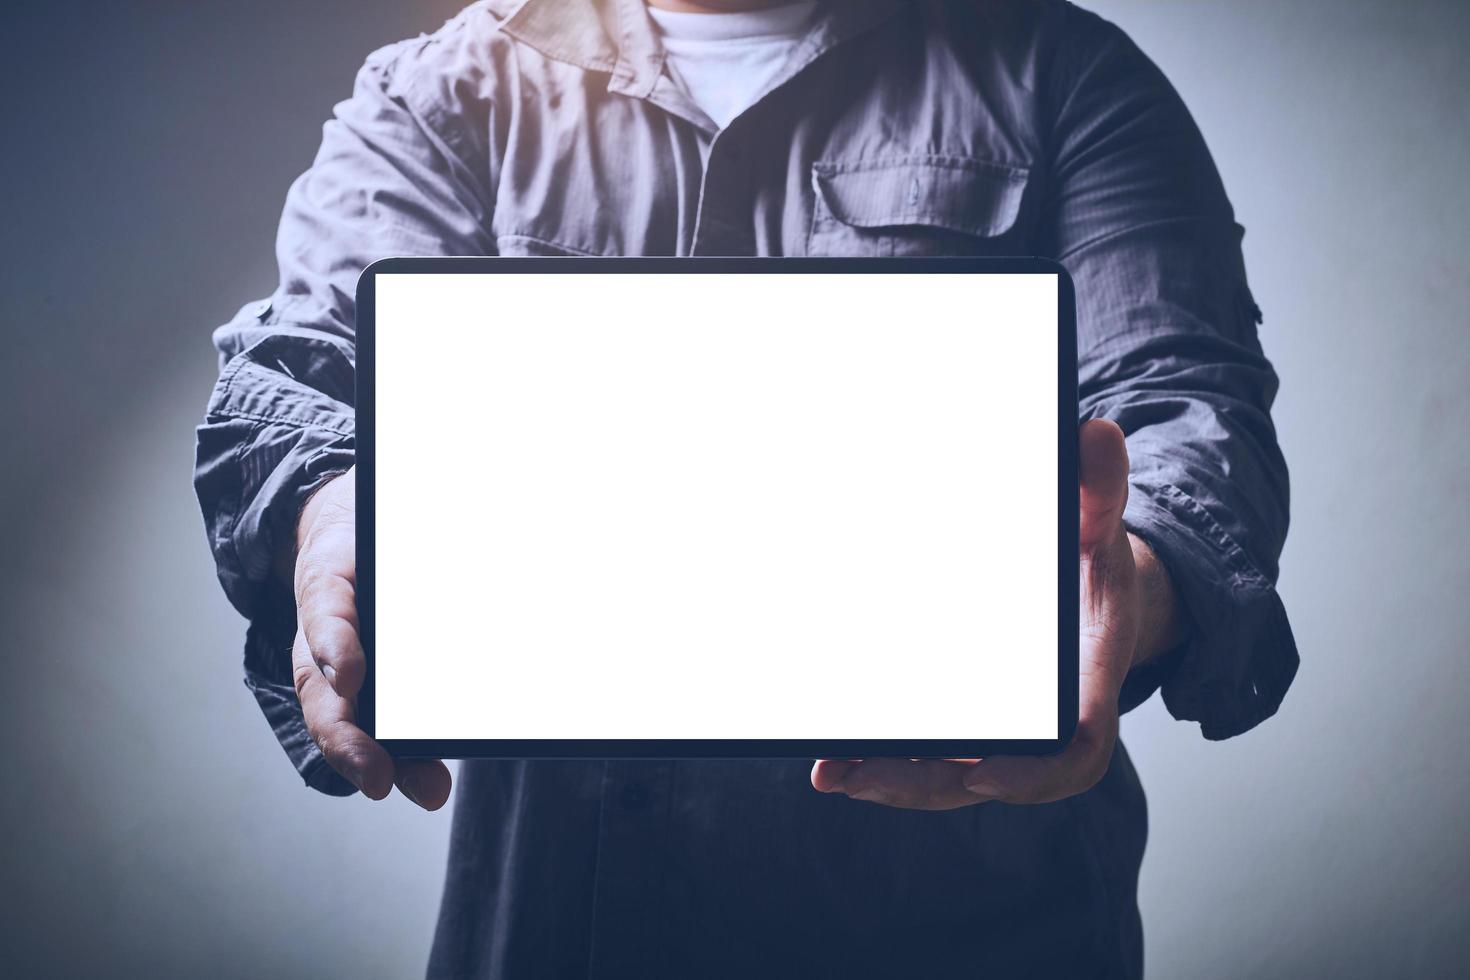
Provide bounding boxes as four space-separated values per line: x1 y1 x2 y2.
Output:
372 272 1058 741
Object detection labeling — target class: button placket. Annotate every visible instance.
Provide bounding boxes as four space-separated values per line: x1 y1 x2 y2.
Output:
691 130 756 256
587 760 676 978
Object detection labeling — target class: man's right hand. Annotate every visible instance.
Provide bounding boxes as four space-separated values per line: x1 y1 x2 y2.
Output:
291 467 452 810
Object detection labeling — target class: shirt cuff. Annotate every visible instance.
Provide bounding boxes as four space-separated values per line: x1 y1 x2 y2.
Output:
243 587 359 797
1120 480 1299 740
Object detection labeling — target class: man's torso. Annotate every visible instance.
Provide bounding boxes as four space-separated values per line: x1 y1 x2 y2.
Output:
401 3 1149 977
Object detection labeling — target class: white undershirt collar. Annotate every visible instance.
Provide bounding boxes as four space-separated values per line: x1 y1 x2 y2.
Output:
648 1 820 129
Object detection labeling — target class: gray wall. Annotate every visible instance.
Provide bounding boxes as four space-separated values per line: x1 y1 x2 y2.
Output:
1 1 1465 976
1094 2 1470 976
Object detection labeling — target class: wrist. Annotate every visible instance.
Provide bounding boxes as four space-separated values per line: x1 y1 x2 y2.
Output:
1126 532 1188 668
272 468 351 586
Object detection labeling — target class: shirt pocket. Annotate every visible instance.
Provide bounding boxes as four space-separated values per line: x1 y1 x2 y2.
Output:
807 156 1030 257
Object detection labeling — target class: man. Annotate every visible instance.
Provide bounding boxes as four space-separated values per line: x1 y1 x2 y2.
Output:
195 0 1298 975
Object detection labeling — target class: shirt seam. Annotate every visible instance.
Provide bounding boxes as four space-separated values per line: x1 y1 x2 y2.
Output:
1057 213 1230 264
205 405 355 440
211 357 355 438
812 154 1030 179
1134 479 1271 590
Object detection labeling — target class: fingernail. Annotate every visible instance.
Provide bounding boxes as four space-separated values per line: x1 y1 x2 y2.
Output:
399 771 425 808
849 788 886 804
341 764 369 795
963 766 997 796
320 663 337 686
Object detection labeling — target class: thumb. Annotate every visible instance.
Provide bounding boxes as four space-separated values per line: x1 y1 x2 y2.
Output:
1079 418 1129 551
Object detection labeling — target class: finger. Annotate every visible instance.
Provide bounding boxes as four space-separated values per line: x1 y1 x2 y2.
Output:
395 759 453 811
832 758 980 811
962 711 1118 805
1078 418 1129 552
812 756 980 794
811 759 860 793
291 630 394 799
295 531 365 698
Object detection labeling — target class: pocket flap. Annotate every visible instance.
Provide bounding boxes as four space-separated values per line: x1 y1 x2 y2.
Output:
812 157 1028 237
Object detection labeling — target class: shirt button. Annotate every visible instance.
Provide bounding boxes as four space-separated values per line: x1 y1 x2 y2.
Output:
620 781 650 810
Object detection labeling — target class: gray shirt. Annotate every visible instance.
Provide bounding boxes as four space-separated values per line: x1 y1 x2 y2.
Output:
194 1 1298 976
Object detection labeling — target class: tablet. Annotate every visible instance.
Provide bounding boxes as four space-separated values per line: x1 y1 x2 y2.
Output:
357 257 1077 759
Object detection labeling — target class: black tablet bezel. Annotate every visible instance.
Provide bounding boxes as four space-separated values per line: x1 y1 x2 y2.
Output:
357 256 1078 759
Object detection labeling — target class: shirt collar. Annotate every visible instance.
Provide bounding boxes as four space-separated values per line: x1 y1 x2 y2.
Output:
501 0 904 102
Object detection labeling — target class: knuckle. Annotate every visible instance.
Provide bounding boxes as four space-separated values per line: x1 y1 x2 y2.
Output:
296 536 355 589
292 660 316 701
336 745 370 777
315 723 359 769
294 553 337 600
310 617 359 664
317 593 361 631
301 523 356 570
309 722 334 760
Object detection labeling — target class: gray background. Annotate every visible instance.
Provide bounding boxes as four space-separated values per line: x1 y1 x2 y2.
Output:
1 1 1466 976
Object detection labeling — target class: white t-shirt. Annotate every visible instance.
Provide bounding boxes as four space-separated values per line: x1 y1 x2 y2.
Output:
647 1 819 129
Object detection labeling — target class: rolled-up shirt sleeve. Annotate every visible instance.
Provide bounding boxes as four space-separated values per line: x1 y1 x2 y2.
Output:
1048 7 1299 739
194 36 494 791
